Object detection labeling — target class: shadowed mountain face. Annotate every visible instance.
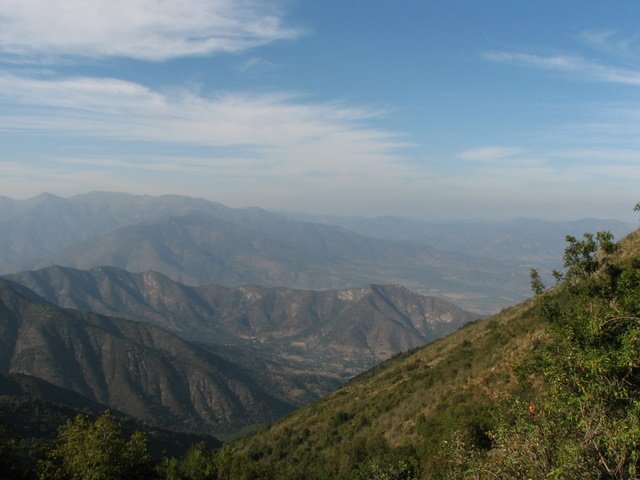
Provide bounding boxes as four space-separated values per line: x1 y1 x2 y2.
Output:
6 266 480 384
0 278 294 434
0 372 221 456
0 192 534 313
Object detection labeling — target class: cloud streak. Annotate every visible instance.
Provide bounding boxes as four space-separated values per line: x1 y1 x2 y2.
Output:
0 71 411 180
579 30 640 63
484 51 640 86
0 0 300 61
457 146 525 162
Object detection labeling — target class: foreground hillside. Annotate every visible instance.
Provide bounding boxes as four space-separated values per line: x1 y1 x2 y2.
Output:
218 297 545 479
216 227 640 479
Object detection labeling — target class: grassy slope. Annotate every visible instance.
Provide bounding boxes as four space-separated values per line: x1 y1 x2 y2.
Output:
223 297 548 479
221 228 640 479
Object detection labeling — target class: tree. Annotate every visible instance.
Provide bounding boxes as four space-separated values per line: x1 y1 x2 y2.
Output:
158 443 217 480
39 411 156 480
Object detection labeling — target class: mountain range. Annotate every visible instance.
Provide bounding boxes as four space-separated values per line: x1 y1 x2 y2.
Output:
1 191 633 447
0 192 548 313
0 190 636 478
282 212 635 270
1 266 476 434
8 266 478 378
0 278 293 434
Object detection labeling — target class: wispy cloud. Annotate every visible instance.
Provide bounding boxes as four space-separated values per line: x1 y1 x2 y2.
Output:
0 0 301 61
0 71 411 180
484 50 640 86
579 30 640 63
457 146 525 162
237 56 279 73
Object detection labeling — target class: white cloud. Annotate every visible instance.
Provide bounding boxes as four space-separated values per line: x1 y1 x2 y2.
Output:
484 51 640 86
0 71 411 180
457 146 525 162
0 0 300 61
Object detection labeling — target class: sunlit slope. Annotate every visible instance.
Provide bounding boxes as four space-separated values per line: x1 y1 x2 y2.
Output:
221 228 640 479
221 297 547 478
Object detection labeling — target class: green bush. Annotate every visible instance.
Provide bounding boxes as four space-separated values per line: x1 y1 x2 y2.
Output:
39 411 156 480
448 226 640 479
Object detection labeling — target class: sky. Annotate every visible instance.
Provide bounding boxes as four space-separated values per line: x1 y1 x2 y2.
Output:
0 0 639 221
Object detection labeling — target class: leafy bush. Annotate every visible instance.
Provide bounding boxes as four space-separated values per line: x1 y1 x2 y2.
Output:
448 225 640 479
39 411 156 480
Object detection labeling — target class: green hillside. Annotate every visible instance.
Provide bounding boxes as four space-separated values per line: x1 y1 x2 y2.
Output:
215 228 640 479
217 297 545 479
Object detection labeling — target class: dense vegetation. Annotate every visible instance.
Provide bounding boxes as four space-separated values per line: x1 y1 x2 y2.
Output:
446 227 640 478
1 216 638 479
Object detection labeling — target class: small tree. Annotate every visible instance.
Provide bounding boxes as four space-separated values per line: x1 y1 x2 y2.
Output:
39 411 156 480
158 443 217 480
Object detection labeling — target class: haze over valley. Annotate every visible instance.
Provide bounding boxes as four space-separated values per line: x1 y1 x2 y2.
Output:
1 192 633 313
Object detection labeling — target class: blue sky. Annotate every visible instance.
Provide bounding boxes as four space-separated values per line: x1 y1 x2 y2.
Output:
1 0 639 220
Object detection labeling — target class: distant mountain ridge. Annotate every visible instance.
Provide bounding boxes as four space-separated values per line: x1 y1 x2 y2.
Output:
6 265 479 384
281 212 635 269
0 192 230 273
0 192 538 312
